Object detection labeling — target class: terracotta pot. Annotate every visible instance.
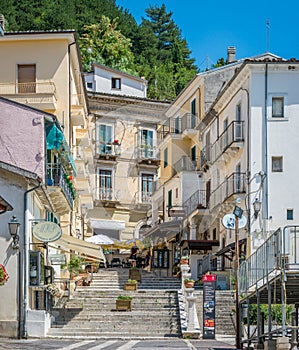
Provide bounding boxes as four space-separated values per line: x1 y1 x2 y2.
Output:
184 281 195 288
180 259 189 265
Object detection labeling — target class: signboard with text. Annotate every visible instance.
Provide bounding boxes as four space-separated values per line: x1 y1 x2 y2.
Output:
203 274 216 339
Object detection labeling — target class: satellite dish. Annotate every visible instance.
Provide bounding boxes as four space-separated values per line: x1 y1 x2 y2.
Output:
222 213 247 229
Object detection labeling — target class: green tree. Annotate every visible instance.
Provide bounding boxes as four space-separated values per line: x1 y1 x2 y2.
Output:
79 16 136 74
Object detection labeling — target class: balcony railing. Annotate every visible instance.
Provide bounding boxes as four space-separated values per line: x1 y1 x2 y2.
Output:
96 142 121 157
173 156 197 175
0 82 57 109
135 144 157 160
47 163 75 209
183 189 208 217
134 191 152 205
98 188 119 201
239 226 299 294
200 121 244 168
158 113 198 139
209 172 246 210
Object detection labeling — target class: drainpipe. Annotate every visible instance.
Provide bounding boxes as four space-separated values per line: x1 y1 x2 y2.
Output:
23 181 42 338
263 64 269 228
68 41 76 146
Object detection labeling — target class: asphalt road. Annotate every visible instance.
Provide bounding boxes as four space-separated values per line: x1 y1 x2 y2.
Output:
0 338 236 350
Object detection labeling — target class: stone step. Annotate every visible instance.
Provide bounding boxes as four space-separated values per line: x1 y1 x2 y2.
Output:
47 329 180 337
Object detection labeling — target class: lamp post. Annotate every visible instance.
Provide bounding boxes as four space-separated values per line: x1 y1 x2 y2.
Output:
233 205 243 350
8 215 20 249
253 198 262 219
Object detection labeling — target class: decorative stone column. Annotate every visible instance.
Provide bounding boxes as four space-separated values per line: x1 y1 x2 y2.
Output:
189 220 197 240
181 264 190 290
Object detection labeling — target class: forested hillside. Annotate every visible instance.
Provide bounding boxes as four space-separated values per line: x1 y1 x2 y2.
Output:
1 0 198 100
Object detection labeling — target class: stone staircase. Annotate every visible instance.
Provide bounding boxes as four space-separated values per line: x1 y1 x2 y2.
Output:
47 268 182 339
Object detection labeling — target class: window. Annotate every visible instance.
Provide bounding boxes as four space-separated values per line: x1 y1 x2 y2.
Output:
168 189 172 209
111 77 121 89
191 98 196 128
272 156 283 172
152 249 169 268
164 147 168 168
99 169 112 200
139 129 154 158
99 124 113 154
191 145 196 162
272 97 284 118
175 188 179 198
287 209 293 220
213 228 217 240
235 164 242 192
18 64 36 93
87 82 93 90
141 174 153 202
174 116 180 133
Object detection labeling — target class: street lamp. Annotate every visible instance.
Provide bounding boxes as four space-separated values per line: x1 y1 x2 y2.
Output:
8 215 20 249
253 198 262 218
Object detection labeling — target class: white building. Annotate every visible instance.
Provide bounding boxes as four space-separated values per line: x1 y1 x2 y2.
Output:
84 64 147 98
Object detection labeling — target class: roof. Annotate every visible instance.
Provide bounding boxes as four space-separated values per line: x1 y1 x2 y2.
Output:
91 63 148 84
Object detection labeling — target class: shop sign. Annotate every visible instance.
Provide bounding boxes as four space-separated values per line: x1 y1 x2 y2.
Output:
49 254 66 265
203 273 216 339
32 221 62 242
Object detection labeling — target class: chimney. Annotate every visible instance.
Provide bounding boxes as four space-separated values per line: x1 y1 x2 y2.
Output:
0 14 5 36
227 46 236 63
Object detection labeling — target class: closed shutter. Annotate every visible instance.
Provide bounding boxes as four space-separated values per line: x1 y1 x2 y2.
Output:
18 64 36 93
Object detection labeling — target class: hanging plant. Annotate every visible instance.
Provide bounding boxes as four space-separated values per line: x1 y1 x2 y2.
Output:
0 264 9 286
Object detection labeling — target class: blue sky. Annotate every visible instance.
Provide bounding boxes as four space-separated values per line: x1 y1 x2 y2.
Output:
116 0 299 71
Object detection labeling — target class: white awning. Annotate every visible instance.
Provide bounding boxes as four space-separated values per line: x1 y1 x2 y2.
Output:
54 234 105 262
89 218 125 231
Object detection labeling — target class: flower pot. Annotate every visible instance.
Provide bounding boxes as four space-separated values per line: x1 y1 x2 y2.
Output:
129 269 141 282
124 283 137 291
116 299 132 311
180 259 189 265
184 281 195 288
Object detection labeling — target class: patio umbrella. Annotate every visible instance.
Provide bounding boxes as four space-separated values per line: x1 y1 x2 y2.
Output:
85 234 114 245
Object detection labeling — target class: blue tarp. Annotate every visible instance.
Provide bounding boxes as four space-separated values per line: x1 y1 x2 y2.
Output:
46 124 64 150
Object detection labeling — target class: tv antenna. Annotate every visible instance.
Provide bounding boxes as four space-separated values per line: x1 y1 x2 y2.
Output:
266 18 270 52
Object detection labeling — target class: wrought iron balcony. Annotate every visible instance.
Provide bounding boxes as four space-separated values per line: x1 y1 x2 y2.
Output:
158 113 198 140
135 144 159 165
95 142 121 160
46 163 75 212
183 189 208 217
209 172 246 210
173 156 198 175
201 121 244 169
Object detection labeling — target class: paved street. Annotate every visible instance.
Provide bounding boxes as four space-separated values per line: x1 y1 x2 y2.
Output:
0 337 236 350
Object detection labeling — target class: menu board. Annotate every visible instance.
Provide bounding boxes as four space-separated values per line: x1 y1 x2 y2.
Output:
202 274 216 339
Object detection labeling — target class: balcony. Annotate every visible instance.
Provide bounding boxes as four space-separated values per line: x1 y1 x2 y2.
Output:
71 94 85 126
95 142 121 161
46 163 75 214
173 156 198 176
183 189 208 217
132 191 152 211
209 172 246 211
135 145 159 166
0 82 57 110
158 113 198 140
94 188 120 207
200 121 244 170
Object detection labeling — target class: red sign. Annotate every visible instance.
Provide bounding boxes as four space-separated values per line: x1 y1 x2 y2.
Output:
202 274 216 282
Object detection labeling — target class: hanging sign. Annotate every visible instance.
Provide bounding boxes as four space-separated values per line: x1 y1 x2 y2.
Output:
32 221 62 242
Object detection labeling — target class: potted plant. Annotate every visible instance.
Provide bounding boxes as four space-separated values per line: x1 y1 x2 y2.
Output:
116 295 133 311
67 255 83 277
129 267 141 282
124 279 138 291
0 264 9 286
184 278 195 288
180 255 189 265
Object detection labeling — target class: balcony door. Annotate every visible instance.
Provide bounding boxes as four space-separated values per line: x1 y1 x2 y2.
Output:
141 174 153 202
99 169 112 200
139 129 154 158
18 64 36 93
99 124 113 154
191 98 196 128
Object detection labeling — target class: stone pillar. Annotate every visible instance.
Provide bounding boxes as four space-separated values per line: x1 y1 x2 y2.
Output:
276 337 290 350
185 288 196 331
189 221 197 240
181 264 190 291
